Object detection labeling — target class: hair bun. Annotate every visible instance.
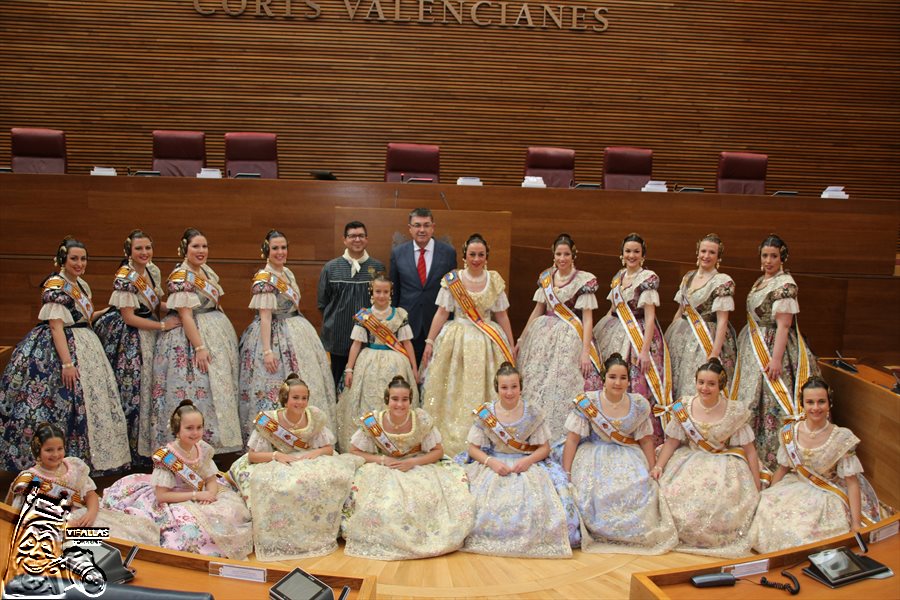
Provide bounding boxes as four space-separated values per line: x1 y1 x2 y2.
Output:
707 356 722 365
176 399 195 409
608 352 623 361
389 375 408 385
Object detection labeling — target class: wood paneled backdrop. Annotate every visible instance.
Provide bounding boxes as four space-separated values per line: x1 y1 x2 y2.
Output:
1 2 899 199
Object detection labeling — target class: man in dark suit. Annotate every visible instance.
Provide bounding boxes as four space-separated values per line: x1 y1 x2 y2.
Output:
390 207 458 364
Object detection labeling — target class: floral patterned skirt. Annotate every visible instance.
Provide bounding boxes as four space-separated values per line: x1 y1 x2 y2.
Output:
570 438 677 555
461 452 573 558
0 324 129 474
518 316 602 443
94 309 157 464
101 473 253 560
238 314 336 442
659 447 759 558
229 452 363 560
341 458 475 560
337 347 417 453
664 318 737 402
149 311 242 453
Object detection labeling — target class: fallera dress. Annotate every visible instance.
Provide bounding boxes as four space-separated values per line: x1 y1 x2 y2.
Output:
664 271 737 400
148 263 242 454
101 440 253 560
7 456 159 546
421 270 512 456
239 264 337 441
594 268 666 446
227 406 363 560
518 269 600 441
749 425 881 554
564 393 678 555
93 261 164 463
733 272 818 470
460 401 578 557
658 396 759 558
341 408 476 560
0 275 130 474
336 305 417 452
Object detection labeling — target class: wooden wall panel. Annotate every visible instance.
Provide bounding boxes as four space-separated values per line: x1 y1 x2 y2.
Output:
0 2 898 200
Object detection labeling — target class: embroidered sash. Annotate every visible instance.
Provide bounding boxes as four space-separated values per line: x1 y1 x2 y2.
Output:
360 412 420 457
444 271 514 364
254 412 309 450
115 265 160 310
252 270 300 311
780 423 876 526
745 309 811 420
152 448 207 491
572 392 637 446
8 472 84 506
610 274 674 426
539 268 602 374
43 276 94 322
473 403 541 453
354 307 410 358
169 269 221 307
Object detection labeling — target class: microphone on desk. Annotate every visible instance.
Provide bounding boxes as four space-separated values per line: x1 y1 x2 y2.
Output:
440 191 450 211
394 189 399 208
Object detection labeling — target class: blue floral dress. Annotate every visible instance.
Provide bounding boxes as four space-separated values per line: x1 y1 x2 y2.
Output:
0 275 130 474
93 261 164 463
460 401 581 556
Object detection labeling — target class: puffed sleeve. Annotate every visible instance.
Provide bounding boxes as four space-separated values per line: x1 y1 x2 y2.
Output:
246 429 274 452
527 421 552 445
420 425 443 452
776 442 792 468
491 291 510 313
150 467 177 488
249 276 278 310
307 426 336 449
564 410 590 437
350 324 369 343
70 458 97 495
633 414 654 440
575 292 598 310
772 282 800 316
728 423 755 446
532 288 546 303
637 273 661 308
711 278 736 313
108 291 141 308
166 292 201 309
435 286 456 312
466 422 490 447
664 417 687 441
836 453 865 478
38 302 75 325
393 308 414 341
350 428 377 453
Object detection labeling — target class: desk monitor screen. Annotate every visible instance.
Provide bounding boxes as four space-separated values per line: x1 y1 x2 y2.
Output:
405 177 434 184
573 183 601 189
772 190 798 196
270 567 334 600
134 170 161 177
676 187 705 193
809 548 865 581
233 172 261 179
310 170 337 180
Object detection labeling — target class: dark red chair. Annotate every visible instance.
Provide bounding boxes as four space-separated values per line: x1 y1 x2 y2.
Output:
603 146 653 191
717 151 768 195
524 146 575 188
224 132 278 178
11 128 67 174
152 130 206 177
385 143 440 183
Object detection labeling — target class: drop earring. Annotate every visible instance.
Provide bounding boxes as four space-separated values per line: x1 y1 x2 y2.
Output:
716 259 721 270
696 257 701 267
640 258 645 267
619 255 625 266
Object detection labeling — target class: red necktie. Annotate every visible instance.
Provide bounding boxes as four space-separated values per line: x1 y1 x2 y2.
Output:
417 248 427 285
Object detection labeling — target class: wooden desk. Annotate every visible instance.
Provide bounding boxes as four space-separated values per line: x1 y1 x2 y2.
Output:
0 503 376 600
630 514 900 599
818 358 900 511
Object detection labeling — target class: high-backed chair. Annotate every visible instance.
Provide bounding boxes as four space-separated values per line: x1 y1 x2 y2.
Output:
524 146 575 188
717 151 768 195
224 132 278 178
603 146 653 191
152 130 206 177
11 127 67 174
385 143 440 183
